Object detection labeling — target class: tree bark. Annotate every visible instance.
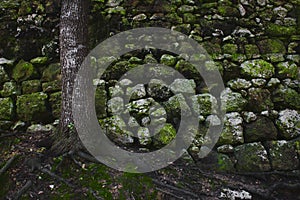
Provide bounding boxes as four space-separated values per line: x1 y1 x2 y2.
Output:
51 0 89 155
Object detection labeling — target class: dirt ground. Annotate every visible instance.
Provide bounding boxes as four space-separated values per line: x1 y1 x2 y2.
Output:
1 130 300 200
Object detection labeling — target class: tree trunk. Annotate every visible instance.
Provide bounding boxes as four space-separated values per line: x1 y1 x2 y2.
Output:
51 0 89 155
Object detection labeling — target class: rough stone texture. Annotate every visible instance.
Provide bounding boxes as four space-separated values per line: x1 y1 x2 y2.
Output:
221 88 247 112
153 123 176 147
49 91 61 119
16 92 50 122
257 39 286 54
244 116 277 142
218 112 244 145
42 80 61 93
240 59 275 79
273 85 300 110
276 109 300 139
0 66 9 84
0 97 14 120
227 78 252 90
27 124 55 133
126 84 146 100
163 93 191 119
1 81 19 97
95 80 107 119
247 88 274 112
30 57 48 65
137 127 151 146
266 140 299 171
12 60 37 82
235 142 271 172
107 97 123 115
21 80 41 94
41 63 61 82
147 79 173 100
277 61 298 79
191 94 217 116
169 79 196 94
160 54 177 66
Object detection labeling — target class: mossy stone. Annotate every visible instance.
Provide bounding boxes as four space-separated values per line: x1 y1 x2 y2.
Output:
12 60 37 82
178 5 194 13
175 59 199 81
276 109 300 139
183 13 196 23
0 97 14 120
153 123 176 146
235 142 271 172
165 13 183 24
218 112 244 146
160 54 177 67
247 88 274 112
49 91 61 119
277 61 299 79
191 94 217 116
0 66 9 84
217 154 235 172
41 63 61 82
22 80 41 94
94 80 107 119
221 88 247 112
273 85 300 110
16 92 50 122
30 57 48 65
266 140 299 170
241 59 274 79
0 81 20 97
244 116 277 143
244 44 260 59
217 5 239 17
222 43 238 55
257 39 286 54
42 80 61 93
171 24 191 34
266 24 297 36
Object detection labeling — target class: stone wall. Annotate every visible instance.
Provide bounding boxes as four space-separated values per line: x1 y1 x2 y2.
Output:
0 0 299 172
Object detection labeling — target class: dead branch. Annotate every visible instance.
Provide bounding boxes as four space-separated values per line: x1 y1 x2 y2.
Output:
40 168 74 187
156 187 186 200
152 179 200 199
12 180 33 200
0 155 17 176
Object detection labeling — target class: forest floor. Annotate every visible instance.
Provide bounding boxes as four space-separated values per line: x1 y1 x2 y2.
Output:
0 130 300 200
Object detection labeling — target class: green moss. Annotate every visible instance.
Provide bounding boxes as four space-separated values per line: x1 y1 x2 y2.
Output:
241 59 275 79
217 154 234 172
0 81 19 97
41 63 61 82
16 92 49 122
12 60 37 82
183 13 196 23
154 123 176 146
277 61 299 79
30 57 48 65
235 142 271 172
22 80 41 94
257 39 286 54
266 24 297 36
49 91 61 119
273 86 300 110
0 97 14 120
244 44 260 59
217 5 239 17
